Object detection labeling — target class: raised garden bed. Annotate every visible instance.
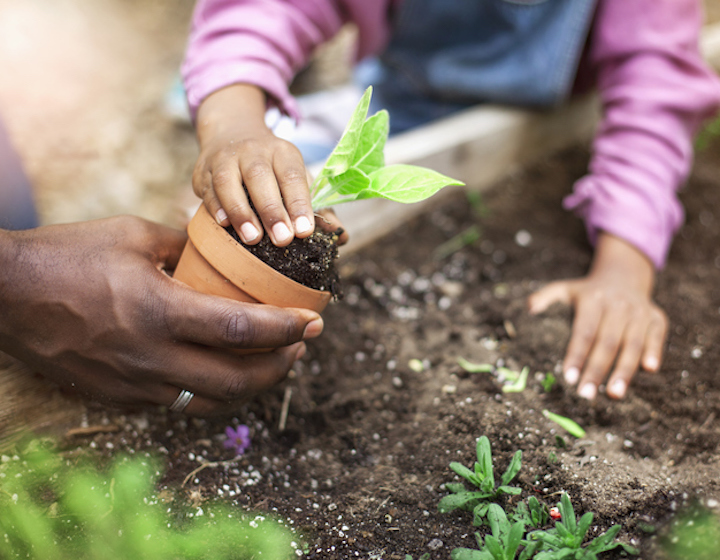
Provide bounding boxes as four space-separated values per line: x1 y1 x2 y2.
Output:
50 139 720 559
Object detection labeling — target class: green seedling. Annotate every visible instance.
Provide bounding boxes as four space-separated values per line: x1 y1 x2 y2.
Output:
0 445 294 560
405 555 431 560
503 367 529 393
310 86 463 210
542 410 586 439
458 358 495 373
528 493 638 559
511 496 550 529
540 373 556 393
452 504 541 560
439 436 522 526
433 225 482 260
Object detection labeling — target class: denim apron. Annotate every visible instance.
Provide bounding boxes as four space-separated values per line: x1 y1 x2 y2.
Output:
0 116 38 230
365 0 597 134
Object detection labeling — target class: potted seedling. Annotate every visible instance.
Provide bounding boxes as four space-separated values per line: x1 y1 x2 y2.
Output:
173 87 464 313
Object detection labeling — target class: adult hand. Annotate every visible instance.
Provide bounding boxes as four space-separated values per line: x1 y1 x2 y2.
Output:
0 216 323 415
194 84 315 247
527 233 667 400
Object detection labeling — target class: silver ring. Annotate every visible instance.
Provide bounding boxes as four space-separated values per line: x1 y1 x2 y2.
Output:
168 389 194 413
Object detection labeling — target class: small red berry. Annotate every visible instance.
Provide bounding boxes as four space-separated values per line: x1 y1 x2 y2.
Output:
550 507 562 520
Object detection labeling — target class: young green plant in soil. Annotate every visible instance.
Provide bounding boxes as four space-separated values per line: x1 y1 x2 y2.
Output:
238 86 463 294
439 437 639 559
438 435 522 526
0 442 296 560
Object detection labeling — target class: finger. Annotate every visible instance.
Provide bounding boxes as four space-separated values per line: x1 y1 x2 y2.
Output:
576 304 629 400
157 342 306 409
606 319 648 399
212 162 263 244
315 208 349 245
273 144 315 239
562 292 602 387
527 281 573 315
239 158 294 247
193 163 231 228
141 221 188 270
163 284 324 349
641 308 668 372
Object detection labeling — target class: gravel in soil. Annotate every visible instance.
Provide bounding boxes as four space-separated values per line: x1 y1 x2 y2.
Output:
68 141 720 559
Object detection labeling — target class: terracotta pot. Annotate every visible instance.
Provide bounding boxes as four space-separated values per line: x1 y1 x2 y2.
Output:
173 204 332 313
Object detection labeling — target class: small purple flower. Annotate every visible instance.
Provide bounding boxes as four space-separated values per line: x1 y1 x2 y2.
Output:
223 424 251 456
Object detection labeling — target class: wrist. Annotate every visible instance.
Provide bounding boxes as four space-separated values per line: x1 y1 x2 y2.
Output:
590 232 655 292
196 83 270 145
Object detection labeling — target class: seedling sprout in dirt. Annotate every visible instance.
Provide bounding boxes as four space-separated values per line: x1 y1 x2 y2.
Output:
438 436 522 525
440 437 638 559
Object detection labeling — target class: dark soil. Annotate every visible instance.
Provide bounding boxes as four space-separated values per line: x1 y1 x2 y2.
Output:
70 140 720 559
225 204 343 297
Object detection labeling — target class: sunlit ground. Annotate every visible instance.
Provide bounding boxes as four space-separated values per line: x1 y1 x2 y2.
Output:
0 0 196 226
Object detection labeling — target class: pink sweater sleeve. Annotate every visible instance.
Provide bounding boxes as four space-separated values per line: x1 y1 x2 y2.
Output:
181 0 392 122
563 0 720 269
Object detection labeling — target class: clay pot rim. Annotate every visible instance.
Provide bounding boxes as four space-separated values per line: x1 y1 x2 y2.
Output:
187 204 332 311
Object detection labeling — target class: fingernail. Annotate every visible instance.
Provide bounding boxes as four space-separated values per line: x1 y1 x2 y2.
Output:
272 222 293 244
240 222 260 243
564 367 580 385
295 216 313 235
302 318 324 339
644 356 659 371
609 379 627 399
215 208 228 225
295 343 307 361
578 383 597 400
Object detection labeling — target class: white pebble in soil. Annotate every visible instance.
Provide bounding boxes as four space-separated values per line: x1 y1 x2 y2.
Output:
515 229 532 247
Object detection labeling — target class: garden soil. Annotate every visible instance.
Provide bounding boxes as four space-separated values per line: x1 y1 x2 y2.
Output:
3 1 720 558
70 141 720 559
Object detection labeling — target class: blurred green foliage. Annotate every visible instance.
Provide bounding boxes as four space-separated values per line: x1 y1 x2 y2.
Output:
0 442 295 560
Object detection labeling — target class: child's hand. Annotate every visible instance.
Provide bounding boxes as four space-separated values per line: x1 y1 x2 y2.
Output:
527 233 668 400
194 84 316 246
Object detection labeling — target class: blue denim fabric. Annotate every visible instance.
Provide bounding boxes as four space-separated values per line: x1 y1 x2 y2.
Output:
366 0 597 134
0 116 38 230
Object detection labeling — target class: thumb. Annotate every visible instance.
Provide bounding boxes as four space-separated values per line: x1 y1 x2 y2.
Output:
528 280 574 315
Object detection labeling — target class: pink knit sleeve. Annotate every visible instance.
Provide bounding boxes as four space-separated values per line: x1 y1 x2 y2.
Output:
181 0 345 121
563 0 720 269
181 0 393 122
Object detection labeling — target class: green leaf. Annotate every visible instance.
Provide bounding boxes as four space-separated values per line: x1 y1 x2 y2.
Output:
353 110 389 174
497 485 522 496
476 437 494 486
484 535 504 560
473 502 491 526
321 86 372 177
486 504 510 537
558 494 577 535
543 410 586 438
502 366 529 393
330 167 371 196
576 511 594 541
451 547 491 560
500 450 522 486
445 482 468 494
506 522 526 558
364 164 463 204
518 541 542 560
457 357 494 373
451 461 478 484
438 492 486 513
